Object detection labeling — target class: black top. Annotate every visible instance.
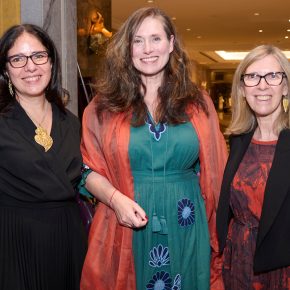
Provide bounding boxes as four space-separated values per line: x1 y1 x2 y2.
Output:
0 101 82 204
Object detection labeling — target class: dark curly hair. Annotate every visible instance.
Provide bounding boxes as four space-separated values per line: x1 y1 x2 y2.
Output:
0 24 65 114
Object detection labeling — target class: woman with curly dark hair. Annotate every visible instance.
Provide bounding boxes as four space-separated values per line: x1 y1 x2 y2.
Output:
0 24 87 290
79 7 227 290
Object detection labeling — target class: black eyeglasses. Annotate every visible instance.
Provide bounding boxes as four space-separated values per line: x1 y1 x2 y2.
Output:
241 72 286 87
7 51 49 68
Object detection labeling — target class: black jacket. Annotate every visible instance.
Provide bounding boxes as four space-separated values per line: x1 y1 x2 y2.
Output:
217 129 290 273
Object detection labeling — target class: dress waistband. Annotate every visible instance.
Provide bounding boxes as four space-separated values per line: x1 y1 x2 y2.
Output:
0 194 76 209
132 169 198 182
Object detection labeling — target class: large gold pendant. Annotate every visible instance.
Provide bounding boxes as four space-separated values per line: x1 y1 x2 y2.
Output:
34 126 53 152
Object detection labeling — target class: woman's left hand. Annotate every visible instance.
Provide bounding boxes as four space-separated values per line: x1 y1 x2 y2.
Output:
110 190 148 228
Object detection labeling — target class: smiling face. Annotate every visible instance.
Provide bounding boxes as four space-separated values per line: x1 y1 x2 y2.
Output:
243 54 288 122
131 16 174 83
6 32 52 100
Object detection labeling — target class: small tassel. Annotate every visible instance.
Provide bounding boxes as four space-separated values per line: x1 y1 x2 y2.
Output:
282 97 289 113
152 213 161 232
159 216 168 235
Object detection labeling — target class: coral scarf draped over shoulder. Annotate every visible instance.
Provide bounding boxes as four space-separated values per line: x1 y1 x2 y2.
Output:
80 92 227 290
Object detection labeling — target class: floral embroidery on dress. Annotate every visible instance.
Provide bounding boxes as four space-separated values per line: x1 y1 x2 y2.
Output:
172 274 181 290
146 271 172 290
177 198 195 227
149 244 170 267
146 114 167 141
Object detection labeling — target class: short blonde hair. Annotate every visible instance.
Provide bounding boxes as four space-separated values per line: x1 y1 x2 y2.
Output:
227 45 290 135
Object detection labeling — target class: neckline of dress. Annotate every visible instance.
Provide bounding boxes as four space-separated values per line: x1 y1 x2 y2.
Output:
251 138 277 145
147 113 169 235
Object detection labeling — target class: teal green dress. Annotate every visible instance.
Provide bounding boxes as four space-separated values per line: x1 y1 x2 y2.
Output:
129 117 210 290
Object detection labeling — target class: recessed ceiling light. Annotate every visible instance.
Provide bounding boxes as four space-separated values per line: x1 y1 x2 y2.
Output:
287 29 290 32
216 50 290 60
254 12 260 16
196 36 202 39
171 17 177 21
258 29 263 33
186 28 191 31
285 36 289 39
147 0 154 3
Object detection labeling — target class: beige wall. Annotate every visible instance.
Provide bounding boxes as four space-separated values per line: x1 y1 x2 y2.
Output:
0 0 20 35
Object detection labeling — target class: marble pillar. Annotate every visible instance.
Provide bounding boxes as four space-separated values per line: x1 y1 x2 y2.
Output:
21 0 78 115
0 0 20 35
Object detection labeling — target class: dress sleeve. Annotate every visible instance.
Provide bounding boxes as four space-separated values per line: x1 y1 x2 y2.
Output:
78 164 93 198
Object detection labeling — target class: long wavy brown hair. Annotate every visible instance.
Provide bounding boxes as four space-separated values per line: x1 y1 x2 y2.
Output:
95 7 208 126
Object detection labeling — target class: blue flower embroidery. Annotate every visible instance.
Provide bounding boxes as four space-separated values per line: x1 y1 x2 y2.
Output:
172 274 181 290
149 244 170 267
177 198 195 227
146 114 167 141
146 271 172 290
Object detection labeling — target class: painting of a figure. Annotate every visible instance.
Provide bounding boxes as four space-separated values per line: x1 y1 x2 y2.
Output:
77 0 112 77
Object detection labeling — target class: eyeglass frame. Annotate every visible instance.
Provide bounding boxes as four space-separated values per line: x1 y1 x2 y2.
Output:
241 71 287 87
6 51 50 68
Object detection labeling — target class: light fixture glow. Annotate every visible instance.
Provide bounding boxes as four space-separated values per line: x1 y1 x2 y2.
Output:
285 36 289 39
215 50 290 60
215 51 249 60
254 12 260 16
258 29 263 33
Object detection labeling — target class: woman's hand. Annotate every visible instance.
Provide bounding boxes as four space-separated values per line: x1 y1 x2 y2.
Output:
110 190 148 228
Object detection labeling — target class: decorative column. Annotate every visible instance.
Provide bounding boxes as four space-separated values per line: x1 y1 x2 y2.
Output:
21 0 78 115
0 0 20 35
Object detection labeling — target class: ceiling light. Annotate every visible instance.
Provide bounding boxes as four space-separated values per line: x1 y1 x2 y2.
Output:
285 36 289 39
216 50 290 60
147 0 154 3
215 51 248 60
287 29 290 32
258 29 263 33
196 36 202 39
254 12 260 16
186 28 191 31
171 17 177 21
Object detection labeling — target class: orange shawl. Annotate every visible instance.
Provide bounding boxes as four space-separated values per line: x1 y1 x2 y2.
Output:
80 92 227 290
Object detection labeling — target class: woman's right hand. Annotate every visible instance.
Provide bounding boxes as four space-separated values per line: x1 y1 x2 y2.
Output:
110 190 148 228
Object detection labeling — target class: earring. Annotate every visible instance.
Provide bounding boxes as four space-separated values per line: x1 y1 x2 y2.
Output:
282 96 289 113
8 79 14 96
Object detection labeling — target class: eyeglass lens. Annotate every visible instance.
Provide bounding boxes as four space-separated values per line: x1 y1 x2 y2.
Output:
242 72 285 87
8 51 49 68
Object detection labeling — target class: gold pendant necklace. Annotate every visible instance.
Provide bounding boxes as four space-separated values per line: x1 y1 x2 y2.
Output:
34 125 53 152
19 98 53 152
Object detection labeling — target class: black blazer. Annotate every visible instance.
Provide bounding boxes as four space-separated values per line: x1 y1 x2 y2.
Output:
217 129 290 273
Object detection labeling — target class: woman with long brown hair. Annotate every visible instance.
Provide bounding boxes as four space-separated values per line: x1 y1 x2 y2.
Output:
80 7 227 290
